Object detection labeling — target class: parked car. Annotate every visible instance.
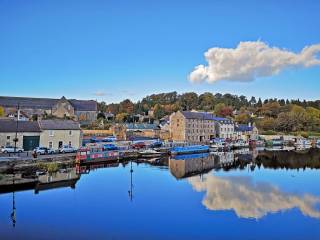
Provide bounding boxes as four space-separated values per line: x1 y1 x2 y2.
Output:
131 142 146 149
34 147 55 155
102 136 117 142
103 144 118 151
149 141 163 148
59 145 76 153
1 146 24 153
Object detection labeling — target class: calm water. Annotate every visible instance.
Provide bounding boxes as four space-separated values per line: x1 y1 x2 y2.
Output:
1 149 320 239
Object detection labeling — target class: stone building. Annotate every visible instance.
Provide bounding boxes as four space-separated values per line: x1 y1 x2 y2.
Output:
0 119 41 150
212 117 234 139
169 111 216 142
0 96 97 124
38 120 82 149
234 123 259 141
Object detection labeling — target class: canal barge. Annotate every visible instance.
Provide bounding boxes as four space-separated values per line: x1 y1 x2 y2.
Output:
170 145 209 155
76 145 124 164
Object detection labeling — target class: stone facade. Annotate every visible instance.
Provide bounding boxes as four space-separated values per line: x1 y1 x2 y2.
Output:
38 120 82 149
0 96 97 124
40 129 81 149
170 111 215 142
214 118 234 139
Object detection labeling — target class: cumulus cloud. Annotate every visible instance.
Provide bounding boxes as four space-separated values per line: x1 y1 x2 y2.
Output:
189 174 320 219
189 41 320 83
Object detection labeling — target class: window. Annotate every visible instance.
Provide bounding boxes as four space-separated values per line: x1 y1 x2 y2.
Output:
7 136 10 140
69 141 72 147
49 142 53 148
69 130 72 136
49 130 54 137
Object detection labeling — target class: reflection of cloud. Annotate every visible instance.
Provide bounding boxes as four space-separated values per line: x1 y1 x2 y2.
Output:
189 41 320 83
189 175 320 219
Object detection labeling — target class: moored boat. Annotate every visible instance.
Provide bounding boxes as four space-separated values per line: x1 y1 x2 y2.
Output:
170 145 209 155
76 145 124 164
138 149 163 158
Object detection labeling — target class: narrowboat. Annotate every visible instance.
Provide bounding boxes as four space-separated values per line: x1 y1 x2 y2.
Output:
76 145 124 164
170 145 209 155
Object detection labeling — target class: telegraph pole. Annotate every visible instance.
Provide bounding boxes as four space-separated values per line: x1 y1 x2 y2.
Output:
14 103 20 154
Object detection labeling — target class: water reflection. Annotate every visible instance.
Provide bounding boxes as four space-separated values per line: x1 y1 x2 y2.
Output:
169 148 320 220
189 174 320 219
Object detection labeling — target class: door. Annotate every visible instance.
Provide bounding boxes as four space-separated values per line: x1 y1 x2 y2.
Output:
58 141 63 148
23 136 40 151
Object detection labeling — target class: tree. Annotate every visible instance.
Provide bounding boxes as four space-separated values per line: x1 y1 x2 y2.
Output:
235 113 250 124
115 113 129 123
214 103 233 117
198 92 215 111
0 106 4 117
97 112 106 119
153 104 165 119
249 96 256 106
119 99 134 114
179 92 198 111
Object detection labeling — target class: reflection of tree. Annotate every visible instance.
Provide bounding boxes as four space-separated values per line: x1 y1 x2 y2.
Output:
189 174 320 219
257 148 320 170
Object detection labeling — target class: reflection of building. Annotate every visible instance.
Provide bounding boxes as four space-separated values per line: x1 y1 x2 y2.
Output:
169 111 215 142
169 153 218 179
35 168 80 194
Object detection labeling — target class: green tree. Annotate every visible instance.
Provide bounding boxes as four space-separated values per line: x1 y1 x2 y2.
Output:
115 113 129 123
0 106 4 117
153 104 165 119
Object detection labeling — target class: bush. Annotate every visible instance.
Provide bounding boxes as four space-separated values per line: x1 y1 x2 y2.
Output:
260 130 277 135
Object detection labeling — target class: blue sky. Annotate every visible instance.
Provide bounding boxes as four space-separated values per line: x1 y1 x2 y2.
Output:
0 0 319 103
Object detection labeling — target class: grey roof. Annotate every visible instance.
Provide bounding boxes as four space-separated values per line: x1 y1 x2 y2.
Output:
39 120 81 130
180 111 215 120
0 96 97 111
0 119 41 132
235 124 254 132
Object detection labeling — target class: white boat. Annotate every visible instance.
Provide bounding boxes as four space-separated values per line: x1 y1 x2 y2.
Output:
294 138 312 149
232 140 249 148
138 149 163 158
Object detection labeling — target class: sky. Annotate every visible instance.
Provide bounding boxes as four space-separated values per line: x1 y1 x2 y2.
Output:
0 0 320 103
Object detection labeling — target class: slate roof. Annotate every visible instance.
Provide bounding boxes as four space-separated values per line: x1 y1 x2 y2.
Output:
180 111 215 120
235 124 254 132
0 96 97 111
39 120 81 130
180 111 233 123
0 119 41 132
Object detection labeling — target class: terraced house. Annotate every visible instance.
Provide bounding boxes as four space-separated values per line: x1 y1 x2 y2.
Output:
0 96 97 124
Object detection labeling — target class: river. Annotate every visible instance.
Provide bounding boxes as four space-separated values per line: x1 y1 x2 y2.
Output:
1 148 320 239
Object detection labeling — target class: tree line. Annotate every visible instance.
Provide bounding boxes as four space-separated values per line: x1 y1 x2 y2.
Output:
97 91 320 133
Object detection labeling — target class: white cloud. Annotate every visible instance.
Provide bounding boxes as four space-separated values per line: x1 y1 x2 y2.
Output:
189 174 320 219
189 41 320 83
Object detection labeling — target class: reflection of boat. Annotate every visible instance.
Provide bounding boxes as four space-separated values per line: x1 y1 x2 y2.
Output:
210 139 231 151
76 145 124 164
170 145 209 155
265 146 295 152
294 138 312 149
138 149 163 158
232 139 249 149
